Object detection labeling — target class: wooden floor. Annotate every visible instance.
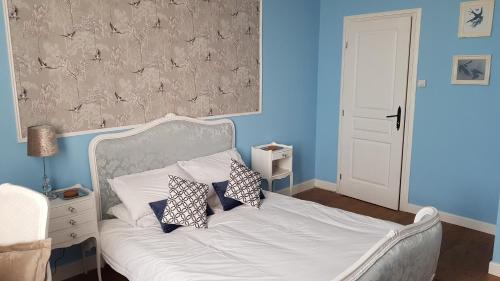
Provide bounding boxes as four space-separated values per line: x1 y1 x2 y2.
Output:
67 188 499 281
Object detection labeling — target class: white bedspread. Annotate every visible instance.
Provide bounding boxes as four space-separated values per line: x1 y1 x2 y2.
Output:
100 192 401 281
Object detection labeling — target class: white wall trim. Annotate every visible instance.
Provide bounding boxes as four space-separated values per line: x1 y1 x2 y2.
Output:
397 9 422 213
336 9 422 213
314 180 337 192
283 182 496 235
275 179 337 196
2 0 23 143
405 203 495 235
276 179 316 196
489 261 500 277
283 180 495 236
52 258 97 281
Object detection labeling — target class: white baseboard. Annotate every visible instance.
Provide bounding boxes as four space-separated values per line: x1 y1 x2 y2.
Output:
283 183 495 235
53 258 97 281
314 179 337 192
309 181 493 235
275 179 337 196
275 179 316 196
489 261 500 277
405 203 496 235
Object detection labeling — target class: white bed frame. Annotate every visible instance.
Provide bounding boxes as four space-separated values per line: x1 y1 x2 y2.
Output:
88 114 442 281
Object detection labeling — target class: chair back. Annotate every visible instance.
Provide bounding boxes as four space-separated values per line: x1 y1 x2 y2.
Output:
0 184 49 245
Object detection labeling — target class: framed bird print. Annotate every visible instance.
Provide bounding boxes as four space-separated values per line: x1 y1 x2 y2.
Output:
3 0 262 141
458 0 495 38
451 55 491 85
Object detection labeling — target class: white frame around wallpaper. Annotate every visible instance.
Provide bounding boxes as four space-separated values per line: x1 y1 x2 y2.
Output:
2 0 263 142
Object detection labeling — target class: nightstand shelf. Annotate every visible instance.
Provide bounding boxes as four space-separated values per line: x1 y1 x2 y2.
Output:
48 185 102 281
252 142 293 194
272 167 291 179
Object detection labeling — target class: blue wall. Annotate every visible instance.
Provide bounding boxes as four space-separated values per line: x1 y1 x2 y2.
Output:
494 197 500 262
2 0 500 269
0 0 319 193
315 0 500 224
0 0 320 265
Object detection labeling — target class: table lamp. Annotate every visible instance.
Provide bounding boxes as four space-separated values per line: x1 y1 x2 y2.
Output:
27 125 58 198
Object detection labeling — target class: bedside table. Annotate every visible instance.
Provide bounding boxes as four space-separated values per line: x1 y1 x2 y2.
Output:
251 142 293 194
48 185 102 281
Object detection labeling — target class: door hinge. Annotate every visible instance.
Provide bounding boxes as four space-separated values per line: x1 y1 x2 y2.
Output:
342 109 344 116
345 41 348 49
339 173 342 180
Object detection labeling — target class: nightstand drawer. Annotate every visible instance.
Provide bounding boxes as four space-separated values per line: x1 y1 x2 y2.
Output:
50 221 98 246
272 149 292 160
49 210 95 232
50 198 93 219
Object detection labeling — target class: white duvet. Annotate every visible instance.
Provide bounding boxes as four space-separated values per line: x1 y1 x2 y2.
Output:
100 192 401 281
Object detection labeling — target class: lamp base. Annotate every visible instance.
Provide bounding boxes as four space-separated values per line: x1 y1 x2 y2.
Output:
45 192 58 200
40 157 57 199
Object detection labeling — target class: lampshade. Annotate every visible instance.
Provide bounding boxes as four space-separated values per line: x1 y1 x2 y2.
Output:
27 125 59 157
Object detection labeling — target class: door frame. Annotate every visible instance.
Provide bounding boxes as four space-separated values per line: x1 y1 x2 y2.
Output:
336 9 422 211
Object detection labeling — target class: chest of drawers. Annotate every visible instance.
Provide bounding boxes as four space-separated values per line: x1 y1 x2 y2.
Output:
48 186 102 281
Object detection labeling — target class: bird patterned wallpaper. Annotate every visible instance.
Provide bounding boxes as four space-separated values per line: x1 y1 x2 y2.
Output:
6 0 261 139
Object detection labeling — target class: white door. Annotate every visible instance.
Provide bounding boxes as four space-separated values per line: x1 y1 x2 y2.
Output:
338 15 412 210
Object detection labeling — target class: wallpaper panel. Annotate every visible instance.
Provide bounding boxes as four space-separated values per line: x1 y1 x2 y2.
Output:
5 0 261 139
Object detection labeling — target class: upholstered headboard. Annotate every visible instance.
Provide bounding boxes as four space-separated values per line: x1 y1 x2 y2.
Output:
88 114 235 219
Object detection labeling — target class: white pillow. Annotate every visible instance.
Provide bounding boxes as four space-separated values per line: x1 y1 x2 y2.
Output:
108 163 194 224
137 214 161 228
107 204 134 226
107 204 159 228
178 148 244 207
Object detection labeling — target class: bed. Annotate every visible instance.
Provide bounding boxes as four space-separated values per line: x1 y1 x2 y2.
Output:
89 114 442 281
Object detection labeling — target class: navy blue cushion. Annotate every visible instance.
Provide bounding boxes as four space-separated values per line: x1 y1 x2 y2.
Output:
149 199 214 233
213 181 265 211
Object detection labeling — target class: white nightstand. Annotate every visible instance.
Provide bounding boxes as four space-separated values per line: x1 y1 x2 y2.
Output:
48 185 102 281
251 142 293 194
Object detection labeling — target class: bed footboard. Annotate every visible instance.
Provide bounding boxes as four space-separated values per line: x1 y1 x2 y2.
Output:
334 207 442 281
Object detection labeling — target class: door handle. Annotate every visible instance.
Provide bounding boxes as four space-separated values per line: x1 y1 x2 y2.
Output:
386 106 401 131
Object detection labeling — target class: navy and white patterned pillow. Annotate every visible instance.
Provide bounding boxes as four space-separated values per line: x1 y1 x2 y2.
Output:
224 159 262 208
150 199 214 233
162 175 209 229
213 180 265 211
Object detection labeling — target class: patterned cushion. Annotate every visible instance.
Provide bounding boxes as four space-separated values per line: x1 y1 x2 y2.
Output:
161 175 209 229
150 199 214 233
213 181 265 211
224 159 262 208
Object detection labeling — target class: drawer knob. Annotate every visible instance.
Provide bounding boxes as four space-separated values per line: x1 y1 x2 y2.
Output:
70 233 78 239
68 207 76 213
69 219 77 226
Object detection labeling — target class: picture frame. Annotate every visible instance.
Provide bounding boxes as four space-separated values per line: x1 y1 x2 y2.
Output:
451 55 492 85
458 0 495 38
